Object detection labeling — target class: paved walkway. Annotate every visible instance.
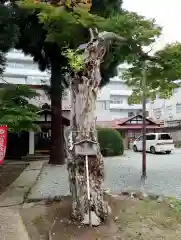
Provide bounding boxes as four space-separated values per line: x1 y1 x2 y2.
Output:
0 208 30 240
0 161 45 240
28 149 181 200
0 161 45 207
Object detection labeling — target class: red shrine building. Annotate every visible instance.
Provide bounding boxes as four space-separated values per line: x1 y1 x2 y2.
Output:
97 114 161 149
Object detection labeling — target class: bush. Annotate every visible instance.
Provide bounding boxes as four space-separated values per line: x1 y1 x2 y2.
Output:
97 128 124 157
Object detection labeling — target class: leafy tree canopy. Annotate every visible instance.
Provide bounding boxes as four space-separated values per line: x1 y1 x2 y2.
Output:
16 0 161 87
0 0 160 85
0 3 19 74
91 0 124 17
1 0 181 93
0 84 40 132
123 42 181 104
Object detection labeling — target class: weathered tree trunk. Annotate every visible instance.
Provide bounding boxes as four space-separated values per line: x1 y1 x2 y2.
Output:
49 63 65 165
65 30 109 223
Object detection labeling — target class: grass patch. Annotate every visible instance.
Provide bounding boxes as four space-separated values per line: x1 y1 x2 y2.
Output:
167 198 181 213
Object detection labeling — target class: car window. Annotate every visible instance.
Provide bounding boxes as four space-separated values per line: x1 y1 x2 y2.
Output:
158 134 172 140
146 134 156 140
137 136 143 141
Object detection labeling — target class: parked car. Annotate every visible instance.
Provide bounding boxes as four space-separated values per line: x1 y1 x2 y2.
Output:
133 133 175 154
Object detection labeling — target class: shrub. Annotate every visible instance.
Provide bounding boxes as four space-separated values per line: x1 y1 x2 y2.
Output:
97 127 124 157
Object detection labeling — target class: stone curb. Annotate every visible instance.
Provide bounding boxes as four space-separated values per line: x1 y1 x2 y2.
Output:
105 190 180 213
104 189 165 203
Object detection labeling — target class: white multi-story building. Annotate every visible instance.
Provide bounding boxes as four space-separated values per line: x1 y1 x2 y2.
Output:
2 50 142 121
146 83 181 126
95 64 142 121
3 49 50 86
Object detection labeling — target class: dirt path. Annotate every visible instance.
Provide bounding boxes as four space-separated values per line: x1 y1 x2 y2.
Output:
0 163 28 194
20 195 181 240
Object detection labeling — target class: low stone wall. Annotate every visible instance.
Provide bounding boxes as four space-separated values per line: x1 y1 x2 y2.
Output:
163 127 181 143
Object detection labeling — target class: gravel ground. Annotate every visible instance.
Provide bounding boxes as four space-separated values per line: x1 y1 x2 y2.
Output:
104 149 181 198
28 149 181 200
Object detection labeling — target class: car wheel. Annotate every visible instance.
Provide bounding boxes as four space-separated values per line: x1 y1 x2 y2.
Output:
166 151 171 154
133 145 138 152
150 146 156 154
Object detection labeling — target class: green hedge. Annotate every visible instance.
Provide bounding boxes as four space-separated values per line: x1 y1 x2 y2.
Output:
97 128 124 157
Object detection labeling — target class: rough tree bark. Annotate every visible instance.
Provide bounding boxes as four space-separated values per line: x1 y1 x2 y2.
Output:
49 62 65 165
65 29 110 224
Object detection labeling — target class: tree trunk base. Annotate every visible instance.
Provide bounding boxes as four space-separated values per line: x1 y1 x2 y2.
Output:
68 160 109 225
49 63 65 165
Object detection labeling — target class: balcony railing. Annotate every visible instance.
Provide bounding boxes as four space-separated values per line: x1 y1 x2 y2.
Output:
109 76 125 82
110 89 132 96
110 103 142 110
6 51 33 62
4 67 49 78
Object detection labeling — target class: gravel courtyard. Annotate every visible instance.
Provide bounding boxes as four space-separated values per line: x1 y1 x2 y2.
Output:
104 149 181 198
28 149 181 200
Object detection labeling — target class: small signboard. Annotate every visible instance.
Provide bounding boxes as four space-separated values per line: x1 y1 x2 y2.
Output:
0 125 8 165
74 139 98 156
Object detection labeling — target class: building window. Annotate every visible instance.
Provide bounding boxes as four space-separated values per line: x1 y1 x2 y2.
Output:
166 105 172 110
96 101 106 110
145 111 149 117
110 95 123 104
101 102 106 110
105 101 110 110
12 49 20 53
153 108 162 119
7 62 37 70
62 91 68 100
176 103 181 113
173 88 180 94
136 109 142 115
166 105 173 119
128 112 134 117
137 110 149 117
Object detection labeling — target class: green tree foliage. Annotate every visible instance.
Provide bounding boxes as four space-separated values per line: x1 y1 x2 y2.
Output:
97 128 124 156
91 0 123 17
123 43 181 104
18 0 161 82
0 3 19 74
0 84 40 132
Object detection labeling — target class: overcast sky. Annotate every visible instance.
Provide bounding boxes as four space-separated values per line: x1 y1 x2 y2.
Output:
122 0 181 51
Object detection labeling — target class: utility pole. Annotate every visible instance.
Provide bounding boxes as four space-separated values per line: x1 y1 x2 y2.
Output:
141 61 147 183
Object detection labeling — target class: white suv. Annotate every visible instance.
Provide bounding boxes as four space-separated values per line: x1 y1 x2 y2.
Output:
133 133 175 154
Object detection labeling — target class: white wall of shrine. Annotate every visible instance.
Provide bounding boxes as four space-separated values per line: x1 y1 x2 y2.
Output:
28 125 69 155
28 111 70 155
29 131 35 155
